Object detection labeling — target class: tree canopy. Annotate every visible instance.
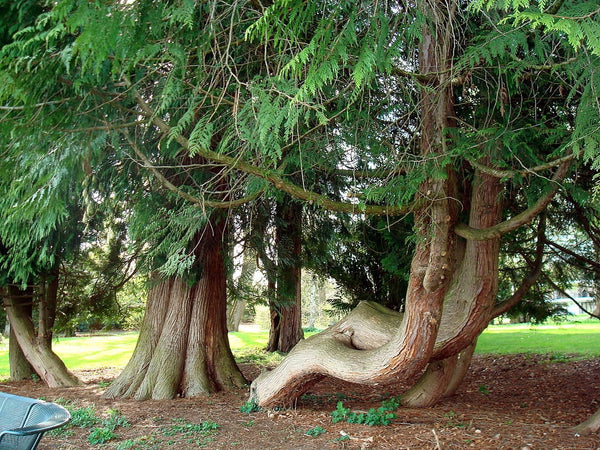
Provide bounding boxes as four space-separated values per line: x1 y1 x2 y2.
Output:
1 0 600 428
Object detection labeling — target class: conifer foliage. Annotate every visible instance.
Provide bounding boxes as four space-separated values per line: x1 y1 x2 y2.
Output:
0 0 599 425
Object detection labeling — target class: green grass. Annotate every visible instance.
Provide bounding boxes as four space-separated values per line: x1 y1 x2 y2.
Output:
475 322 600 356
0 319 598 379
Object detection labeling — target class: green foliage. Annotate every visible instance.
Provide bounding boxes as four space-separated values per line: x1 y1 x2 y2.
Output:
68 406 101 428
240 400 261 414
162 419 219 437
331 397 400 426
88 427 118 445
305 426 326 437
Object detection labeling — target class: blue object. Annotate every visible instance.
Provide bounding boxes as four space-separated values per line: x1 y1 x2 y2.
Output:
0 392 70 450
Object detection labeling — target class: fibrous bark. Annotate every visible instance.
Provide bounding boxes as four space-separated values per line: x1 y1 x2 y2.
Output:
104 218 246 400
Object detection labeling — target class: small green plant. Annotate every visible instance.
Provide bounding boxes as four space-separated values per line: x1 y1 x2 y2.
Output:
478 384 490 395
305 426 326 437
69 406 101 428
104 409 130 430
88 427 118 445
86 409 130 445
162 419 219 437
240 400 261 414
330 397 400 426
334 434 350 442
444 410 467 428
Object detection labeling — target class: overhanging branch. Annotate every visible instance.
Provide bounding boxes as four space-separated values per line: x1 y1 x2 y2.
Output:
126 79 413 216
455 160 571 241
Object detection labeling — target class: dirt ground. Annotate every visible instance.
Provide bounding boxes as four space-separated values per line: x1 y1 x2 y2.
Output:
3 354 599 449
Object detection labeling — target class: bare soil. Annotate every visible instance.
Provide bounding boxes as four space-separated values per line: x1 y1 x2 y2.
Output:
3 354 599 449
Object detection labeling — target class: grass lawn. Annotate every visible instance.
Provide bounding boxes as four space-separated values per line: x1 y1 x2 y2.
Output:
0 318 598 379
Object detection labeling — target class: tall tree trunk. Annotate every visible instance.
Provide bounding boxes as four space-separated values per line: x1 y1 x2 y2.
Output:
266 198 304 353
4 286 80 387
38 269 59 348
104 217 246 400
227 249 255 332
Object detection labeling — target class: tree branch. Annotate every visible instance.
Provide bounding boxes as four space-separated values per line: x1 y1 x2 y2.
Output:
492 215 546 318
124 131 263 209
455 160 571 241
126 79 413 216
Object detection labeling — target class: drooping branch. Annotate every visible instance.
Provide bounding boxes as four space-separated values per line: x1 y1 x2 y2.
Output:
455 160 570 241
126 80 413 216
124 132 263 209
492 214 546 318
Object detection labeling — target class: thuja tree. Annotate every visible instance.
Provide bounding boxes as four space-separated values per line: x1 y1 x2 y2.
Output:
241 0 600 414
0 0 284 398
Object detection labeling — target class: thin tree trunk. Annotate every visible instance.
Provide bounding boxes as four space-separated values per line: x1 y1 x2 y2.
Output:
105 217 246 400
38 269 59 348
228 250 255 332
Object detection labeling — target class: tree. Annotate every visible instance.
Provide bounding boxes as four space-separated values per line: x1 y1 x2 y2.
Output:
245 0 599 407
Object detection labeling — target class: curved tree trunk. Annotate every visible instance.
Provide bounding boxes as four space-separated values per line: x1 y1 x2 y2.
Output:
104 217 247 400
4 286 80 387
573 408 600 435
249 1 510 408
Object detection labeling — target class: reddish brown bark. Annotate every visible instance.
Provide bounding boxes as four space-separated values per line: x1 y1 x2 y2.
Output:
104 217 246 400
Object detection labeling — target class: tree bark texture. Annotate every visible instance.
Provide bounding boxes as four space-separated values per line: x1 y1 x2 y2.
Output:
4 286 80 387
9 318 35 381
104 218 246 400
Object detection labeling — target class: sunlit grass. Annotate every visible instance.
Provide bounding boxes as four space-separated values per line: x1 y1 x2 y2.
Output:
0 318 598 379
475 322 600 356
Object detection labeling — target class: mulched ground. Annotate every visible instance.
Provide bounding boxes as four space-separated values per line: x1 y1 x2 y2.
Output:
3 354 599 449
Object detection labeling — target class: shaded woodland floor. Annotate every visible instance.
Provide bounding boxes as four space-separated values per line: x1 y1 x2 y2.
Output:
3 354 599 449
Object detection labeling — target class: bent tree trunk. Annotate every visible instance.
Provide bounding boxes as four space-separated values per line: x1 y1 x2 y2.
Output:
4 286 80 387
249 1 505 407
104 218 246 400
10 325 35 381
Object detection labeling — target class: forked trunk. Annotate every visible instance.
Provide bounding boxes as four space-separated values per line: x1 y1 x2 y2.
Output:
249 1 508 407
4 286 80 387
104 218 246 400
